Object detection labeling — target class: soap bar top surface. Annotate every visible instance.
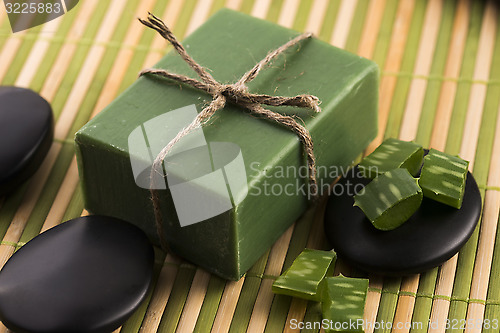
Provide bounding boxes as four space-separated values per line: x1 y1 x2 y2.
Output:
76 9 378 194
272 248 336 301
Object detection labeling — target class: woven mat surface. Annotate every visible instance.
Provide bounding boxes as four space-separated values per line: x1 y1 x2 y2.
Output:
0 0 500 332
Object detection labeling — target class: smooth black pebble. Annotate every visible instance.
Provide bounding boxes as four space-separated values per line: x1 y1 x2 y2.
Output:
324 165 482 276
0 86 54 196
0 216 155 333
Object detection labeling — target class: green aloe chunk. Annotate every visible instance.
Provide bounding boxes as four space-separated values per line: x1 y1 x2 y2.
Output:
358 138 424 178
321 275 369 333
418 149 469 209
354 168 423 230
272 248 336 301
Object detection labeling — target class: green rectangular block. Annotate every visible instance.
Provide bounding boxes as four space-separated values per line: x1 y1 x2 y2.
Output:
75 9 379 280
419 149 469 209
322 276 369 333
354 168 423 231
358 138 424 179
272 249 336 301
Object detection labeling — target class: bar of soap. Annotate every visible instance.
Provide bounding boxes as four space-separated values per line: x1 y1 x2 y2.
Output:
321 275 368 333
272 249 336 301
354 168 422 230
419 149 469 209
358 138 424 179
75 9 379 280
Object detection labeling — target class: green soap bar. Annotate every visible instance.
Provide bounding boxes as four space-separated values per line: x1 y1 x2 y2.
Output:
419 149 469 209
75 9 378 280
321 275 368 333
272 248 336 301
354 168 422 230
358 138 424 178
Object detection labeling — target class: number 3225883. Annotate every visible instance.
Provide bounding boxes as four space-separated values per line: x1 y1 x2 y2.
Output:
5 2 62 14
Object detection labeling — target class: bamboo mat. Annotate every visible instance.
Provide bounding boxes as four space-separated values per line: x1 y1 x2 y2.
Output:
0 0 499 332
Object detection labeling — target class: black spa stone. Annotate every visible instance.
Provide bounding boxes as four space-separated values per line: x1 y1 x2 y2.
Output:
0 86 54 196
0 216 154 333
324 165 481 276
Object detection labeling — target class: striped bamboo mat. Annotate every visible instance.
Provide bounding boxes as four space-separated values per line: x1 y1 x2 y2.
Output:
0 0 499 332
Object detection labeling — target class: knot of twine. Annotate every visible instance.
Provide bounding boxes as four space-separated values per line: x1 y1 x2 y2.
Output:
139 13 322 250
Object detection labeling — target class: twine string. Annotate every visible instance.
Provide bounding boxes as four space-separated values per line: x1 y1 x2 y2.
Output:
138 13 321 250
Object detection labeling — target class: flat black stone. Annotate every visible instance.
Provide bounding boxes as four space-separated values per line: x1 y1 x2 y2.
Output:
0 216 155 333
0 86 54 196
324 165 481 276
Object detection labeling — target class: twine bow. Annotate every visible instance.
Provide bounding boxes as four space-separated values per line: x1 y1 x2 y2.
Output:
138 13 322 250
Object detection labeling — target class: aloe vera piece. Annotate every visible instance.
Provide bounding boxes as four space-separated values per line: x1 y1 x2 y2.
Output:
418 149 469 209
354 168 422 230
321 275 368 333
272 248 336 301
358 138 424 178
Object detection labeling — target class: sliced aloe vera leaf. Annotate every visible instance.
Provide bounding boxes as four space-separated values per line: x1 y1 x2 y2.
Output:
321 275 369 333
418 149 469 209
358 138 424 178
354 168 423 230
272 248 336 302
